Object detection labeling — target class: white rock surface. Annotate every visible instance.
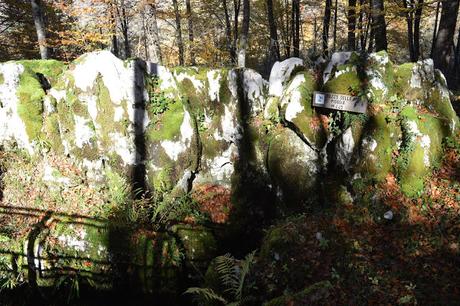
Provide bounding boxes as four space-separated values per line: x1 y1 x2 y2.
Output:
269 58 303 97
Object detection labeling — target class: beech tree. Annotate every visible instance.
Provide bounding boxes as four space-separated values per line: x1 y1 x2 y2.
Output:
371 0 388 52
238 0 250 67
292 0 300 57
30 0 49 59
172 0 184 65
267 0 280 62
403 0 424 62
323 0 332 55
185 0 195 65
347 0 357 50
433 0 460 88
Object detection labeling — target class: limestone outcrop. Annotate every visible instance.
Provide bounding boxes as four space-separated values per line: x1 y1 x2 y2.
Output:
0 50 458 292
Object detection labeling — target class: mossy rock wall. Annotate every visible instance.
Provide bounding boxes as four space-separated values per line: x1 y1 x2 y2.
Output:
0 50 458 201
0 51 459 291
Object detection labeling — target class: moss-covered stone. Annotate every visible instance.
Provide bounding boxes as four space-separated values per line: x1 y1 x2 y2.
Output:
354 109 398 183
171 224 217 262
267 128 320 208
147 101 185 142
396 106 447 197
43 114 64 153
281 72 327 148
16 67 46 142
323 69 361 96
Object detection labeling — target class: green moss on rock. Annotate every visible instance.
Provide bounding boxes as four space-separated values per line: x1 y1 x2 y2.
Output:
17 71 45 142
147 101 185 142
355 110 398 183
43 114 64 153
171 224 217 262
268 128 319 208
323 70 361 96
282 72 327 148
396 106 447 197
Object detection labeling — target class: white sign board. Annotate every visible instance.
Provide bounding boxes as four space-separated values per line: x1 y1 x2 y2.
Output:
312 91 367 114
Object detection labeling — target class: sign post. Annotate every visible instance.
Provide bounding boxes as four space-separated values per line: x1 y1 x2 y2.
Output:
312 91 367 114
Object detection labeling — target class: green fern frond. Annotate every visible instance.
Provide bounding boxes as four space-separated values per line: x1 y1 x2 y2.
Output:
185 287 227 304
215 254 239 296
236 250 256 300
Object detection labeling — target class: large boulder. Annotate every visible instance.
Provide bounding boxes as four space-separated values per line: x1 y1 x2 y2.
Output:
0 50 458 292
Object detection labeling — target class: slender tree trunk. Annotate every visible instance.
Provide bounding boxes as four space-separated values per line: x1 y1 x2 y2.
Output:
141 8 149 60
172 0 184 65
292 0 300 57
333 0 338 52
433 0 460 88
238 0 250 67
403 0 416 61
30 0 49 59
371 0 387 51
267 0 281 62
431 1 440 58
284 0 292 57
413 0 423 61
233 0 241 64
314 16 318 54
455 26 460 86
185 0 195 65
348 0 357 51
223 0 235 63
368 19 374 52
118 0 131 59
358 0 365 50
110 3 119 57
149 3 162 64
323 0 332 55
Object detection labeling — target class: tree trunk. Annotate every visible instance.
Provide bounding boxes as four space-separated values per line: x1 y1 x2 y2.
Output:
431 1 440 58
433 0 460 88
185 0 195 65
238 0 250 68
371 0 387 51
149 3 162 64
172 0 184 65
358 0 365 50
333 0 338 52
368 19 374 52
284 0 291 57
233 0 241 64
413 0 423 61
313 16 318 54
109 3 119 58
292 0 300 57
117 1 130 59
347 0 357 51
141 7 149 60
30 0 49 59
223 0 235 63
455 26 460 87
267 0 280 62
403 0 416 61
323 0 332 55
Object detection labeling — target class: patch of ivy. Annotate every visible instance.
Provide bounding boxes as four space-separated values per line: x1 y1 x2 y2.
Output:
396 116 416 173
146 75 176 116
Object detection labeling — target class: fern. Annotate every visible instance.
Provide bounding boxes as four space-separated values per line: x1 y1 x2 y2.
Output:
236 251 256 301
215 254 239 296
185 287 227 304
186 251 257 305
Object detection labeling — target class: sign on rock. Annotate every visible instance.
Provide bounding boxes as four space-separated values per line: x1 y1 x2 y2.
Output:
313 91 367 114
